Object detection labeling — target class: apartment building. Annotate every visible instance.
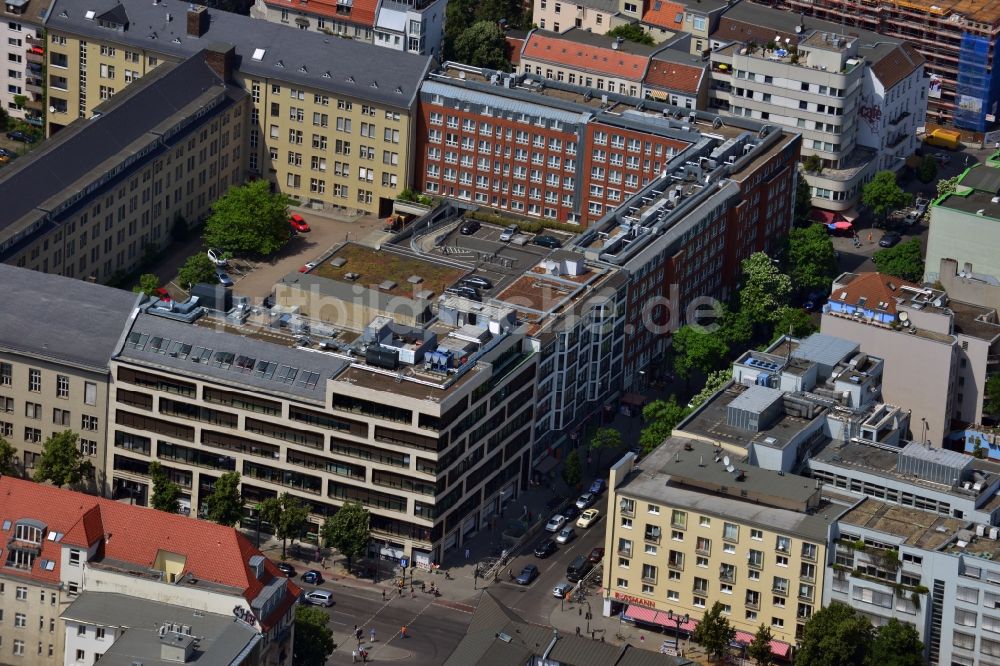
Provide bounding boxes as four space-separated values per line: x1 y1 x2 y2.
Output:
0 264 138 488
821 272 1000 445
43 0 432 218
642 47 709 110
0 51 244 283
604 438 841 655
533 0 625 34
626 0 729 54
108 252 536 564
708 3 926 212
250 0 446 57
0 476 298 666
926 163 1000 286
763 0 1000 130
1 0 46 123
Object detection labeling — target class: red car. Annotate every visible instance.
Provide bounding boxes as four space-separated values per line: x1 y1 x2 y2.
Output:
289 214 310 233
588 547 605 563
298 262 317 273
154 288 171 302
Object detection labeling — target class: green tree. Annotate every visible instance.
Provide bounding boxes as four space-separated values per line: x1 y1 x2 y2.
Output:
937 175 959 198
204 471 244 527
293 605 336 666
133 273 161 298
203 180 292 256
802 154 823 174
788 224 838 294
916 154 938 183
639 397 689 454
12 94 26 110
797 602 874 666
688 369 731 410
869 618 924 666
692 602 736 661
862 170 911 225
321 501 371 572
148 461 181 513
747 624 774 666
606 23 655 46
720 306 753 350
770 306 818 344
794 175 813 226
587 427 622 468
453 21 510 71
475 0 523 26
176 252 217 290
672 324 729 381
260 493 311 559
872 238 924 282
33 430 93 488
0 435 18 476
739 252 792 326
562 449 582 487
985 374 1000 418
443 0 475 60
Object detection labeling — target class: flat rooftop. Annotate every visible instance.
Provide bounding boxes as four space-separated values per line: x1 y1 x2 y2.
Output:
938 188 1000 219
307 243 468 300
0 264 139 370
839 498 968 550
950 299 1000 341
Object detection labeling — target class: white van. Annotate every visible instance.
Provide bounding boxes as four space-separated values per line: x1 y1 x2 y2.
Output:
304 590 334 607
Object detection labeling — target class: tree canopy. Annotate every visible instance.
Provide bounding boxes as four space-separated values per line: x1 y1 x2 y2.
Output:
739 252 792 326
321 501 371 571
260 493 311 558
770 306 818 344
916 154 938 183
204 471 244 527
562 449 582 487
687 369 731 410
870 619 924 666
639 397 689 454
937 175 959 198
606 23 655 46
203 180 292 256
861 170 911 222
149 461 182 513
986 374 1000 418
692 602 735 660
747 624 774 666
794 175 813 227
788 224 838 294
797 603 875 666
293 605 336 666
177 253 218 290
873 238 924 282
33 430 93 488
0 435 18 476
588 427 622 468
453 21 510 71
133 273 161 298
671 324 729 381
443 0 526 62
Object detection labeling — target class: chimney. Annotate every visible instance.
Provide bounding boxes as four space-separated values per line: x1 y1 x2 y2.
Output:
187 4 209 37
203 44 235 81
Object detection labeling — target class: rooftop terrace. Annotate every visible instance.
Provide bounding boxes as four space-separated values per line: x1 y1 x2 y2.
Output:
839 498 968 550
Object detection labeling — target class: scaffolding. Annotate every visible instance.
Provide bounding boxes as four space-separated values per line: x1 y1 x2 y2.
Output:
956 32 991 130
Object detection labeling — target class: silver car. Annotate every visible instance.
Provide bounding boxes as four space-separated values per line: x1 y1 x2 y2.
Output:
500 224 518 242
553 582 573 598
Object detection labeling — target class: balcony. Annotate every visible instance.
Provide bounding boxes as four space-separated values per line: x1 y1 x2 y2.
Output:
888 111 910 127
25 47 44 64
25 78 42 95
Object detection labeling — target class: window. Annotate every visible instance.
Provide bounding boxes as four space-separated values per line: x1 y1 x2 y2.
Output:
81 415 98 431
96 627 105 640
642 563 658 582
0 362 10 386
616 578 628 589
77 625 86 636
670 509 685 527
776 535 791 553
801 542 817 560
13 640 24 656
771 617 784 629
25 402 40 419
955 609 978 627
723 523 739 542
750 528 763 540
699 516 711 527
84 382 96 406
28 369 40 392
69 549 81 566
16 586 27 600
14 613 25 627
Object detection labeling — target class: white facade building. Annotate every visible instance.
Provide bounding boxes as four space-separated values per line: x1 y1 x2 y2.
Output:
1 0 45 123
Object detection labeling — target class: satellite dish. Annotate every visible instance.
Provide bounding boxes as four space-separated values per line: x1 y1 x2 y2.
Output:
794 24 803 33
723 456 731 467
899 311 909 322
726 465 736 473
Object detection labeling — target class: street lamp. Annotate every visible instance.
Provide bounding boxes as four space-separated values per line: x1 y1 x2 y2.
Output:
666 610 689 653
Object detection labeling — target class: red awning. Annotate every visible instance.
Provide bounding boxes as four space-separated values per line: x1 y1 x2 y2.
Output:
624 605 659 624
732 630 791 657
810 208 848 225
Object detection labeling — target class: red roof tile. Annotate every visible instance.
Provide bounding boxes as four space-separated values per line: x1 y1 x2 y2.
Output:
642 0 685 31
644 57 705 94
0 477 296 627
829 272 920 315
522 32 651 81
264 0 378 28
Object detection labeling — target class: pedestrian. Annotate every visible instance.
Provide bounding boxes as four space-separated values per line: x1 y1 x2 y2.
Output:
401 625 408 639
381 589 386 601
868 231 873 243
464 547 470 559
371 627 376 642
361 649 368 664
352 648 358 663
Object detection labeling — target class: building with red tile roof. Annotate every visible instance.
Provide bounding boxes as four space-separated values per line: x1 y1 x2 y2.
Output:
642 49 708 108
641 0 685 33
0 476 298 665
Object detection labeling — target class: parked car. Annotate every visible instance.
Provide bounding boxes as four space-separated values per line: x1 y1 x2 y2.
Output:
555 527 576 544
275 562 296 577
533 234 561 249
289 213 311 232
589 479 606 495
915 197 930 215
6 130 34 143
445 285 481 301
299 262 317 273
576 508 601 528
304 590 334 607
561 505 580 521
460 219 481 235
588 547 605 563
301 570 324 585
552 582 573 598
566 555 593 583
903 211 921 226
879 231 902 248
461 275 493 290
153 288 171 303
0 147 16 158
216 270 234 287
515 565 539 585
207 248 228 267
499 224 519 242
545 515 567 532
575 493 596 510
534 539 558 559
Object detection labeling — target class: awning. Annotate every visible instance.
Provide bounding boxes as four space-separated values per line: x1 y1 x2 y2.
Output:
828 220 853 230
533 454 559 474
624 606 699 631
621 392 647 407
810 208 846 224
646 90 668 101
732 630 792 658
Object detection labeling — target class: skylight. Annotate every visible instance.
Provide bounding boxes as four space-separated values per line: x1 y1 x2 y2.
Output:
252 48 265 61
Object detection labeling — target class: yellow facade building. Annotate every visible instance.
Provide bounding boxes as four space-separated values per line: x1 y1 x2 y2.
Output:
603 437 844 657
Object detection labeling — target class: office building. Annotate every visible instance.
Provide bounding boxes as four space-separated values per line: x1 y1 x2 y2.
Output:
250 0 446 57
0 475 298 666
708 3 926 212
603 437 842 653
1 0 46 123
43 0 432 217
108 247 537 564
0 50 245 283
926 162 1000 286
821 272 1000 446
0 264 138 488
764 0 1000 131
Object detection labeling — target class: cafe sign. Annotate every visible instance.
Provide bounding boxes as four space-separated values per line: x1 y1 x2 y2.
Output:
613 592 656 608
